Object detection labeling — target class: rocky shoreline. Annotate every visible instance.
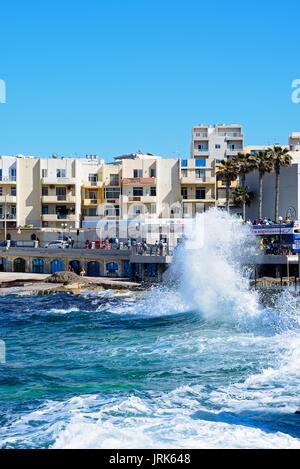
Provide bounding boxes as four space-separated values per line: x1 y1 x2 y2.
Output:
0 271 142 296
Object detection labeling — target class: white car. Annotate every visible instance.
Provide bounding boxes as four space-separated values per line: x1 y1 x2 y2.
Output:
45 240 69 249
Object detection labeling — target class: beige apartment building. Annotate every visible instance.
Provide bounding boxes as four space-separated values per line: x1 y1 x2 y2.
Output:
0 153 182 231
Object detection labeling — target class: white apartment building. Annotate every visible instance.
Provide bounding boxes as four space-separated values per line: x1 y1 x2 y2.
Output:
182 124 244 215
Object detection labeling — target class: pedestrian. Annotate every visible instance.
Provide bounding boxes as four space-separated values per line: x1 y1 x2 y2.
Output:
155 240 159 255
71 238 74 248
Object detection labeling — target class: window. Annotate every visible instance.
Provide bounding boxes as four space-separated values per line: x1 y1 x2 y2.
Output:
11 205 16 217
0 187 2 196
150 168 156 177
42 169 48 178
196 188 206 200
229 144 235 150
89 191 98 200
88 174 98 185
10 187 16 196
181 160 188 167
88 208 97 216
56 169 66 178
42 205 49 215
104 188 120 199
133 187 143 197
195 169 205 181
110 174 119 186
42 186 48 196
150 186 156 196
215 144 221 149
133 205 142 215
181 187 188 200
10 168 17 181
0 169 2 181
104 205 120 217
133 169 143 178
195 159 206 167
198 144 208 151
181 169 188 177
56 187 66 200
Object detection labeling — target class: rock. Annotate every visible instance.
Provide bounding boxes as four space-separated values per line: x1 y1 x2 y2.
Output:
46 271 82 285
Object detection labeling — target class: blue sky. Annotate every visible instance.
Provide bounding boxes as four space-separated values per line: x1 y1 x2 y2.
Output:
1 0 300 160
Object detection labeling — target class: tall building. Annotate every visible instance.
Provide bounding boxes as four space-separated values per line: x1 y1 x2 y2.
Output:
181 124 244 215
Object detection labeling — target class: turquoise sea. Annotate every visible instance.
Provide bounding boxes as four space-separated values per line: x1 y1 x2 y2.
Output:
1 212 300 448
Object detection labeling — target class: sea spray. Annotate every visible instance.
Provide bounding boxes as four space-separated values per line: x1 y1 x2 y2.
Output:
165 209 259 322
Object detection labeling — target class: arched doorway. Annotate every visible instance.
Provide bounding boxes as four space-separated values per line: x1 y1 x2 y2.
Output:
69 260 81 275
87 261 100 277
32 258 44 274
50 259 63 274
13 258 26 273
106 262 119 277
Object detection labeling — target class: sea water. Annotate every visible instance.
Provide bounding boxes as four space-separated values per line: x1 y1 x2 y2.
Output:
0 210 300 448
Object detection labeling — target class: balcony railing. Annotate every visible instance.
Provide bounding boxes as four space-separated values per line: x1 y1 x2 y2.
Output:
41 177 76 185
41 195 76 203
0 176 17 183
41 214 76 222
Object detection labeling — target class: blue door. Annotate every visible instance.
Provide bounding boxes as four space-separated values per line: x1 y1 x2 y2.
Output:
32 258 44 273
87 261 100 277
50 259 63 274
124 260 131 278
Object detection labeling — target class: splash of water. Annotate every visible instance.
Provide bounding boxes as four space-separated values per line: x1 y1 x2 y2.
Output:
166 209 259 323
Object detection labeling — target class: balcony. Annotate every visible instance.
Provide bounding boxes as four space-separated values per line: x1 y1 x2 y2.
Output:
181 176 215 185
41 177 77 185
0 195 17 203
226 149 243 156
193 132 208 139
122 177 156 185
0 177 17 184
193 149 209 157
141 195 157 203
218 132 243 139
41 214 76 222
0 214 17 221
82 181 103 188
41 195 76 203
182 198 216 204
83 198 101 206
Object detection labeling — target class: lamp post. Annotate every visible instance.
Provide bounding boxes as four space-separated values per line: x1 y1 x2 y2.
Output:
278 216 283 248
61 223 68 240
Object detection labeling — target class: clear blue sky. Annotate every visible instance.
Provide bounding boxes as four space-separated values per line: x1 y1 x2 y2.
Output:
1 0 300 160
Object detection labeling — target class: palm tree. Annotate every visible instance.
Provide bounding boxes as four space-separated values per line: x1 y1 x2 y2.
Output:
252 151 274 219
232 152 257 220
232 186 254 210
268 146 292 222
217 158 240 212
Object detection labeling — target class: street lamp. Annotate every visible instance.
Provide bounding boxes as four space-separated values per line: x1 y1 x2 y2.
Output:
278 216 283 248
61 223 68 240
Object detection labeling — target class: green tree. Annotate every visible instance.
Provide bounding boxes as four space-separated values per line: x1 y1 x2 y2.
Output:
232 152 257 220
232 186 254 210
217 158 240 212
253 151 274 219
268 146 292 222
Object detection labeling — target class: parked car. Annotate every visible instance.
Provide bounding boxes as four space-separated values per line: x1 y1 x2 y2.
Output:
45 240 69 249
